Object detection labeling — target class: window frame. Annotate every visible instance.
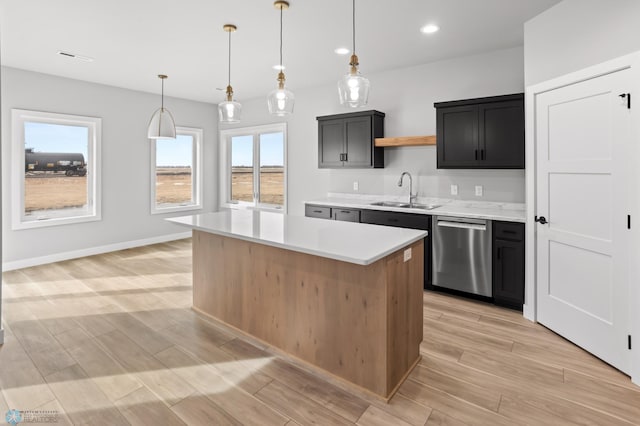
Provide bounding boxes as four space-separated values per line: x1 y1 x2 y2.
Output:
150 126 203 215
219 123 287 213
11 109 102 230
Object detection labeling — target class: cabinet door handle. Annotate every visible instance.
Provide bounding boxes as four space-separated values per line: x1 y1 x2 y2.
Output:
340 210 351 214
497 247 501 260
475 149 478 160
481 149 485 160
343 153 348 162
388 218 399 223
313 210 323 214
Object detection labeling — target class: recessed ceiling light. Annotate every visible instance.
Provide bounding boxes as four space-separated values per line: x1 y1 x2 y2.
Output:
57 50 94 62
272 64 285 70
420 24 440 34
334 47 350 55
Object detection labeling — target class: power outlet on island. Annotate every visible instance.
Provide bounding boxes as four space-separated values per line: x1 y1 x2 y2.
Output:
353 181 359 191
403 248 412 262
475 185 483 196
450 184 458 196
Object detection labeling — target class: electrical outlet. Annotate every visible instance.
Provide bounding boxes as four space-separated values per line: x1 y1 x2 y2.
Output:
404 248 412 262
450 184 458 196
475 185 483 196
353 181 359 191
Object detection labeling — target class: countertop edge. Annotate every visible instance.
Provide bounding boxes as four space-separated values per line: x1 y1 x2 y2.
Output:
168 216 428 266
305 198 526 223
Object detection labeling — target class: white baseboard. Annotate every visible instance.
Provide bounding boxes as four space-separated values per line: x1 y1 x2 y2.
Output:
2 232 192 272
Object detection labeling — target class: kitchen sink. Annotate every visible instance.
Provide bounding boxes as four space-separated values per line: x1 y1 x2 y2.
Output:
370 201 441 210
370 201 411 208
410 203 442 210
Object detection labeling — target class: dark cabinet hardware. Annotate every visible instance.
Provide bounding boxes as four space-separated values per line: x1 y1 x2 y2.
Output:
629 335 632 350
628 215 631 229
497 247 501 260
313 210 322 214
318 110 385 168
619 93 631 109
534 216 547 224
435 93 524 169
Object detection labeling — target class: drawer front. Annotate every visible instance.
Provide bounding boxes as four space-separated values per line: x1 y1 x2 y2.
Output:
494 221 524 241
332 208 361 222
305 205 331 219
361 209 430 231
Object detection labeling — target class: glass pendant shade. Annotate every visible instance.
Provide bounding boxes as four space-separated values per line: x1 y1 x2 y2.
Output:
338 71 370 108
267 86 295 116
219 24 242 123
147 107 176 139
218 100 242 123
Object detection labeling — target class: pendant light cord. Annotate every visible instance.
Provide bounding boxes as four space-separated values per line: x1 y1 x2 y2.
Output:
352 0 356 54
228 30 232 86
279 6 283 67
161 78 164 110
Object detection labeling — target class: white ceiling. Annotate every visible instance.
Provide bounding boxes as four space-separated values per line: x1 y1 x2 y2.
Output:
0 0 560 104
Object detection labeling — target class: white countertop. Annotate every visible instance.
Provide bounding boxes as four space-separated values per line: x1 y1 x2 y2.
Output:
306 193 526 223
168 210 428 266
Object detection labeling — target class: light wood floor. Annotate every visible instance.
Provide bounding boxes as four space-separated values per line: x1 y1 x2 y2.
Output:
1 239 639 425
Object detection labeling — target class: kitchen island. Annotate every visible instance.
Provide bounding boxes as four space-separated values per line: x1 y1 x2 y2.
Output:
168 210 427 400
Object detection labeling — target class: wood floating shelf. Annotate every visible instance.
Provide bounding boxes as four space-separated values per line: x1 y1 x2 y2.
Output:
375 135 437 147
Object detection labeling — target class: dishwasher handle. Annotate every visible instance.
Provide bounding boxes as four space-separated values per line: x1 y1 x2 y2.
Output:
436 220 487 231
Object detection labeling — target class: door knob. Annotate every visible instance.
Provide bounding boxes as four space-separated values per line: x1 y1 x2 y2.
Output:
534 216 547 224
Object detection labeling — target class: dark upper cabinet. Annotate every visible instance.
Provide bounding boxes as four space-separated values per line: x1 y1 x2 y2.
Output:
317 110 385 168
435 94 524 169
493 221 525 310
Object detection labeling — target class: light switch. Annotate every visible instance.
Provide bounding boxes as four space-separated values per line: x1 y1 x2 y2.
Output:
475 185 483 196
353 181 359 191
404 248 412 262
450 184 458 196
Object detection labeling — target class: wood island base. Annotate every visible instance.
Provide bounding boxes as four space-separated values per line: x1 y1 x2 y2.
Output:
192 230 424 400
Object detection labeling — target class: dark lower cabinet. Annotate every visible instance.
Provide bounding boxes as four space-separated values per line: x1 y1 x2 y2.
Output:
332 208 360 222
305 204 360 222
493 221 525 310
360 209 431 290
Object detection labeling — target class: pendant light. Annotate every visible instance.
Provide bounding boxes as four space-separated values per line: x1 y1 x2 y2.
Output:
337 0 370 108
218 24 242 123
147 75 177 139
267 0 294 116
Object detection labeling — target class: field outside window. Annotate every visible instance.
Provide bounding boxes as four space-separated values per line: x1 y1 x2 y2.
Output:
225 124 286 210
11 109 101 230
151 127 202 214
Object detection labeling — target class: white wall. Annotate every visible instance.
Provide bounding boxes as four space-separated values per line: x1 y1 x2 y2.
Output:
524 0 640 385
524 0 640 86
1 67 218 267
221 46 526 215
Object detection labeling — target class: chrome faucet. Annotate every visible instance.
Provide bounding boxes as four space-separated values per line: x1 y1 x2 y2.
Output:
397 172 418 207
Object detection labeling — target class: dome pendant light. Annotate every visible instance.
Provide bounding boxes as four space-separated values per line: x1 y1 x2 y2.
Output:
218 24 242 123
267 0 294 116
147 75 177 139
337 0 370 108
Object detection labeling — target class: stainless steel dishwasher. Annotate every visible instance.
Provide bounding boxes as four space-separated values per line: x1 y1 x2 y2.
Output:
431 216 492 297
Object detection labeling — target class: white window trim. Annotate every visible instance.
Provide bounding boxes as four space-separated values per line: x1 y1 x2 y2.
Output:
11 109 102 230
150 126 203 215
219 123 287 213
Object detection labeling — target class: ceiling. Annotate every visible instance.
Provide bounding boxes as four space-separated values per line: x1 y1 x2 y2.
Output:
0 0 560 104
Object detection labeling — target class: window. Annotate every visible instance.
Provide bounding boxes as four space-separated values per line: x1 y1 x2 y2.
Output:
220 123 286 211
150 127 203 214
11 109 101 230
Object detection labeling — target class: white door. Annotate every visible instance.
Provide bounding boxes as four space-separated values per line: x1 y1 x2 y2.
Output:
536 68 632 374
